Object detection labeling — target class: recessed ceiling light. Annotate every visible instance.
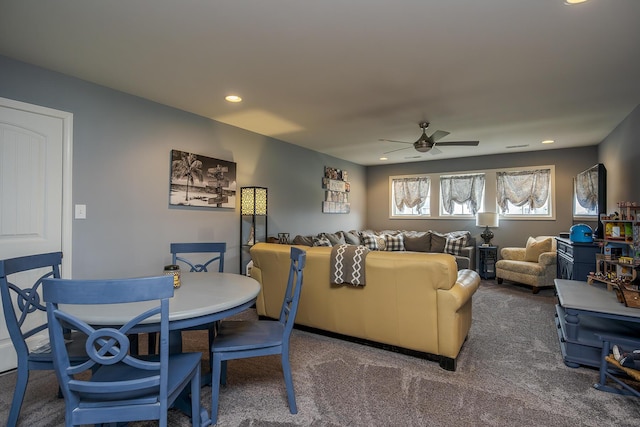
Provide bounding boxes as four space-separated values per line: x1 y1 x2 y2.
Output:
379 157 388 161
225 95 242 103
564 0 588 4
542 140 555 144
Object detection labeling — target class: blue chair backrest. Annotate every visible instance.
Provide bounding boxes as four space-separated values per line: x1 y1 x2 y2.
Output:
279 247 306 338
171 242 226 272
42 276 174 407
0 252 63 359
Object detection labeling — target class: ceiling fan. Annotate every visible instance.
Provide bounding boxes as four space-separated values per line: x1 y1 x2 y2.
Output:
379 122 479 155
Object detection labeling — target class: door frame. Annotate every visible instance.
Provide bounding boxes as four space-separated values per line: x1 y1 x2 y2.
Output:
0 97 73 276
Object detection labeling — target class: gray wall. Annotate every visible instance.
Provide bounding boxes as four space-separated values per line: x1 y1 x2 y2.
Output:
599 104 640 208
366 147 599 250
2 53 639 276
0 55 366 277
367 102 640 251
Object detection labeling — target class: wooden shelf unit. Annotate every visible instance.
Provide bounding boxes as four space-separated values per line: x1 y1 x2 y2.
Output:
588 204 640 293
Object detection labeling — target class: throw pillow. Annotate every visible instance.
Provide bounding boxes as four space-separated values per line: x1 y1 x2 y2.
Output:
375 235 387 251
446 230 471 247
312 236 332 247
403 232 431 252
342 230 361 245
384 233 405 251
322 231 346 246
430 232 447 253
360 233 379 250
292 235 314 246
525 237 552 262
444 235 466 256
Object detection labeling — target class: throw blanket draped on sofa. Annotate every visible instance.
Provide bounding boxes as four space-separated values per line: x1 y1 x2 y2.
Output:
330 244 369 286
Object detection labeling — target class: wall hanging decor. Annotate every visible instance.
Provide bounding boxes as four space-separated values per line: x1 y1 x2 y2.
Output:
170 149 236 208
322 166 350 213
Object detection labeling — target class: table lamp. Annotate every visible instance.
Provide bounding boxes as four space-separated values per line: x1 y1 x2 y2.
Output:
476 212 499 245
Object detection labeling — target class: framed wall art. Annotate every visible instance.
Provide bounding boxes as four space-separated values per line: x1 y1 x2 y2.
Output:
170 149 237 208
322 166 350 214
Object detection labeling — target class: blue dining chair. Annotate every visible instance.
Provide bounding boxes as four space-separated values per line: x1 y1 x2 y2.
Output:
210 246 306 424
42 274 210 427
171 242 226 273
149 243 227 362
0 252 87 427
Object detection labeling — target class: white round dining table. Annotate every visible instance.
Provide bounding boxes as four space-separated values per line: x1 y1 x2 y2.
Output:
63 272 260 332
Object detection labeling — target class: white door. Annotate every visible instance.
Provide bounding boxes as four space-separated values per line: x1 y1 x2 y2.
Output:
0 97 73 372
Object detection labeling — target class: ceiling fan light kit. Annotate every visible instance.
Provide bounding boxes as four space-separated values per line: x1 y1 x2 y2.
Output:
381 121 479 155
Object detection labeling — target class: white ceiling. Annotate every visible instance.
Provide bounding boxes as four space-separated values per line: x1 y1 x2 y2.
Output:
1 0 639 165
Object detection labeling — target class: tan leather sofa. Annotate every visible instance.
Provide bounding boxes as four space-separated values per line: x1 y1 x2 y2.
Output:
495 235 558 294
249 242 481 370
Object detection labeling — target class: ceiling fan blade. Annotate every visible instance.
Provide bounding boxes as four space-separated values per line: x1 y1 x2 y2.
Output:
383 146 411 154
429 146 443 155
435 140 479 146
379 138 412 144
429 130 450 142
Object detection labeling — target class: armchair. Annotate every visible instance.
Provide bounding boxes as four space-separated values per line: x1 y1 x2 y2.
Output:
495 236 557 294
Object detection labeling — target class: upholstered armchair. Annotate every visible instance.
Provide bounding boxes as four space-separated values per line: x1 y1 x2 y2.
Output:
496 236 557 294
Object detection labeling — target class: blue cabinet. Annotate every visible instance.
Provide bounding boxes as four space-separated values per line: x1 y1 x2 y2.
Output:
477 245 498 279
555 237 599 281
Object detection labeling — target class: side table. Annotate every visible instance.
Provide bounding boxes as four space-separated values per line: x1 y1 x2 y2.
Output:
478 245 498 279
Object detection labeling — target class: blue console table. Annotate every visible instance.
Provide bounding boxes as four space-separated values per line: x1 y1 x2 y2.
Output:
554 279 640 368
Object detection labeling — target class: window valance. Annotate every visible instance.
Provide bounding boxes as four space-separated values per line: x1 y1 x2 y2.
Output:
440 174 485 215
497 169 550 213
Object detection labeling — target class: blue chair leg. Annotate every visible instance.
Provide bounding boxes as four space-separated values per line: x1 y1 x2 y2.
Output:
191 364 202 427
281 350 297 414
211 354 224 425
220 360 228 385
8 362 29 427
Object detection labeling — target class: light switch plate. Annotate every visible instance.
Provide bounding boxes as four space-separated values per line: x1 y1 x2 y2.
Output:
75 204 87 219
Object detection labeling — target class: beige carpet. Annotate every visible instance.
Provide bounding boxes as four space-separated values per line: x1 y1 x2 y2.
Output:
2 280 640 426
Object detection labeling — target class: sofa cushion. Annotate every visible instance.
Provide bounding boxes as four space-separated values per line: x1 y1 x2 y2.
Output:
322 231 346 246
343 230 361 245
444 235 467 256
524 236 552 262
292 235 314 246
403 232 431 252
313 236 333 247
430 232 447 253
384 233 405 251
361 233 379 250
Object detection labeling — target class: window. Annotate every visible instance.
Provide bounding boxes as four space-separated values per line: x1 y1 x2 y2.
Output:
496 167 553 218
440 173 485 216
389 175 430 218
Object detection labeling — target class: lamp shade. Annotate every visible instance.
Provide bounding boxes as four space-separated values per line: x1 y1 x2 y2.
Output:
476 212 499 228
240 187 267 215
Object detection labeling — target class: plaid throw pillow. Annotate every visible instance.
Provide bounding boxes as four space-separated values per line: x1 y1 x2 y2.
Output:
312 236 332 247
360 233 379 250
384 233 405 251
444 235 466 256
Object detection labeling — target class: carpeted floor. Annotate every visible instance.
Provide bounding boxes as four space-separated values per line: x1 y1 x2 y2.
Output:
2 280 640 426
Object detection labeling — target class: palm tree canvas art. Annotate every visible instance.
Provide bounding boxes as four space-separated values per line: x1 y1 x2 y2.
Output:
170 149 237 208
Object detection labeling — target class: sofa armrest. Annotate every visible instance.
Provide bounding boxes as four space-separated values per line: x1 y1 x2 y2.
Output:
538 252 557 266
501 247 526 261
437 269 480 359
446 269 480 306
455 246 475 270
